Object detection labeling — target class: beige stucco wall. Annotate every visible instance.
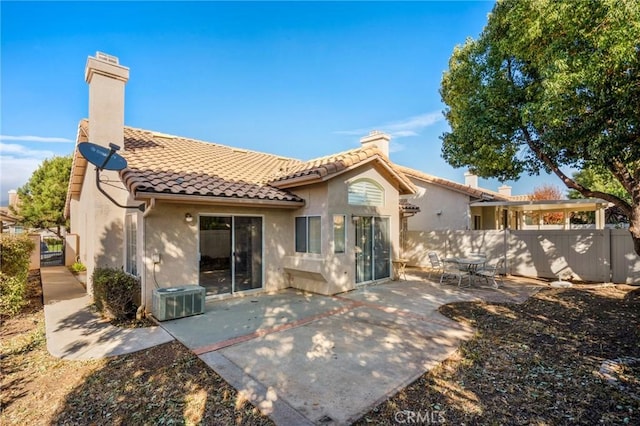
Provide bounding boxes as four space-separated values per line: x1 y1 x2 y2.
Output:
69 162 128 295
28 234 41 270
403 178 471 231
141 201 293 309
65 233 79 266
284 164 402 294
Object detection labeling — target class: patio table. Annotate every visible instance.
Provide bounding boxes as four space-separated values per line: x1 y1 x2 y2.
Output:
392 258 408 281
443 257 487 285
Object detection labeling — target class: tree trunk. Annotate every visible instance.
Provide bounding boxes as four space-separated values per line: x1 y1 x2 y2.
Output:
630 203 640 258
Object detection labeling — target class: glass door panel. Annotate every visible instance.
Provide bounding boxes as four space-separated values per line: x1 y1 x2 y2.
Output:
233 216 263 291
374 217 390 280
355 216 390 284
199 216 232 295
200 215 263 295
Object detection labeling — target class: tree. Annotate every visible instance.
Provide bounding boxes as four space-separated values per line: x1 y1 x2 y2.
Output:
569 166 631 226
530 184 564 225
12 156 72 237
440 0 640 255
531 184 564 201
568 166 630 204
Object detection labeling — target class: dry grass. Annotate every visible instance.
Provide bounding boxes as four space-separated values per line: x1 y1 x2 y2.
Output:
0 270 273 426
3 271 639 425
355 285 640 425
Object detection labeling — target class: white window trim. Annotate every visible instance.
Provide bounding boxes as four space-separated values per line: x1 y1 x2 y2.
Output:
333 214 347 254
295 215 322 254
348 178 385 206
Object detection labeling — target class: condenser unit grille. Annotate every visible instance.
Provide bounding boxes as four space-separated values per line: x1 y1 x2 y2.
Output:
153 285 205 321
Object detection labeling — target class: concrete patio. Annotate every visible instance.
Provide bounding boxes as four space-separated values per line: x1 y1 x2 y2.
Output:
160 270 543 425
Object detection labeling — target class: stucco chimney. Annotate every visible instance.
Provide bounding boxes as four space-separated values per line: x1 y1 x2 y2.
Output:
498 184 512 197
360 130 390 158
8 190 17 208
464 171 478 188
85 52 129 149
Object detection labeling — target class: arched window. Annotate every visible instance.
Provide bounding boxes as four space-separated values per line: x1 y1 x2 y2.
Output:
348 179 384 206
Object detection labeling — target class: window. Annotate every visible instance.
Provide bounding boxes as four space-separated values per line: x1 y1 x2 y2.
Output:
125 214 137 275
295 216 321 253
473 215 482 230
348 179 384 206
333 215 346 253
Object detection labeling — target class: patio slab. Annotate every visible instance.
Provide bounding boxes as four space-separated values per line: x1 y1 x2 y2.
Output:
162 275 543 425
159 288 352 351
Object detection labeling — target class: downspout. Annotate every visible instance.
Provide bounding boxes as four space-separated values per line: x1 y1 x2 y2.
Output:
143 197 156 217
138 198 155 318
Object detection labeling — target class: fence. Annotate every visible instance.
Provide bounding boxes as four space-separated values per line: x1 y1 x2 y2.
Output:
404 229 640 285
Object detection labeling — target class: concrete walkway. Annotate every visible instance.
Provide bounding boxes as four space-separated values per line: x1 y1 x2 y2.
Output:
41 266 173 360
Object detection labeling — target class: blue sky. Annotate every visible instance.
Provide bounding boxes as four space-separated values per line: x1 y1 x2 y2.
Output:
1 1 560 205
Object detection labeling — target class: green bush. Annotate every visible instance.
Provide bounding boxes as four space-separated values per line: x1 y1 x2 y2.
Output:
0 234 35 317
0 273 27 316
0 235 35 316
92 267 139 321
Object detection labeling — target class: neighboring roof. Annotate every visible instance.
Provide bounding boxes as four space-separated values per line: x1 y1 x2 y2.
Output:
270 147 415 195
399 199 421 214
396 165 510 201
0 207 18 223
469 198 610 211
66 120 414 215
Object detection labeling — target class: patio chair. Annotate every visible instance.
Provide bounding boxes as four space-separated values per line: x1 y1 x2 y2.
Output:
440 258 471 287
476 258 504 288
427 252 444 279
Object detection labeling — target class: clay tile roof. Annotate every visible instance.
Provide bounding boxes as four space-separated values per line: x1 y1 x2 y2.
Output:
75 120 305 204
396 165 510 201
67 120 416 213
269 146 415 195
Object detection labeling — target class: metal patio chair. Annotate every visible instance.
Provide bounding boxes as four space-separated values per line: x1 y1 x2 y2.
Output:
440 258 471 287
476 258 504 288
427 252 444 279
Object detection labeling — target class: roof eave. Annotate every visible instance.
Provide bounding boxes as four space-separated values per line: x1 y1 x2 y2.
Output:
64 120 90 218
134 191 305 209
271 155 416 195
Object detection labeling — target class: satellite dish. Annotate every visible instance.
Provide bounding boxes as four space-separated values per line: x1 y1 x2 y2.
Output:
77 141 145 212
78 142 128 171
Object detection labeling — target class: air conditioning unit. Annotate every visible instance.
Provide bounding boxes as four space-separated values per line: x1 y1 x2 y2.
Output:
152 285 205 321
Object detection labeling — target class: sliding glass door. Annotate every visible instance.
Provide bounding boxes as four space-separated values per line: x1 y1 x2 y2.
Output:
199 216 262 295
355 216 390 284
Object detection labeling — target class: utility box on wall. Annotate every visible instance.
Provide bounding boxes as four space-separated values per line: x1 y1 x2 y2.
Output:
152 285 205 321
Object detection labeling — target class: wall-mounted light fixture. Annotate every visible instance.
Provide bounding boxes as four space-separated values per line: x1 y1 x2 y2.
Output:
351 214 361 224
436 210 443 216
185 213 193 223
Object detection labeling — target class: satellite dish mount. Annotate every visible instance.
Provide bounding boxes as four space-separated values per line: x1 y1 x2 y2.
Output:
78 142 145 212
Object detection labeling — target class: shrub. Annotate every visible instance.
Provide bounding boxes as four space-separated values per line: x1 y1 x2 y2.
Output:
69 262 86 273
92 267 139 321
0 234 35 316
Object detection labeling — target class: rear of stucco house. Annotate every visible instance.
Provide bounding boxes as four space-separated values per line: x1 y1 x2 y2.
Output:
66 52 416 315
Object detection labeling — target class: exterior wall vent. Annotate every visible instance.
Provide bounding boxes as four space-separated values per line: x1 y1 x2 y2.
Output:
152 285 205 321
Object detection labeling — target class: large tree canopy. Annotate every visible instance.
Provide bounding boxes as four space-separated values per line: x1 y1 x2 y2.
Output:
12 156 72 237
440 0 640 254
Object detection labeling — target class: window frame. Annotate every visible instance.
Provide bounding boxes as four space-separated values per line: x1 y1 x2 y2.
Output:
333 214 346 254
348 178 385 206
295 215 322 254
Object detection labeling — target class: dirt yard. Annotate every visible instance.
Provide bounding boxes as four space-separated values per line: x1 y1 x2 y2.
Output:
2 271 639 425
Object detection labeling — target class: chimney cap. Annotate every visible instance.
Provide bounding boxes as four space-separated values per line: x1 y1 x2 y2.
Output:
95 51 119 64
360 130 391 144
